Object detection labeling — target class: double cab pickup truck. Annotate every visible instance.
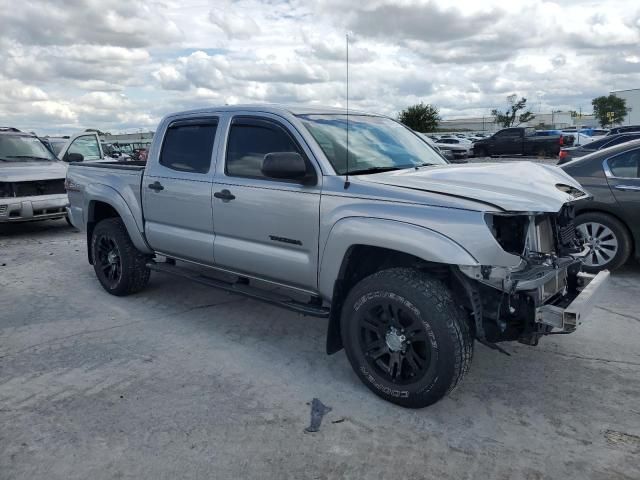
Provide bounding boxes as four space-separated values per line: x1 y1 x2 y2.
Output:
66 105 609 408
473 127 565 158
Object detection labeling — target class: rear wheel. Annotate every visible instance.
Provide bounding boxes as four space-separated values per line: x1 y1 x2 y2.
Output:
340 268 473 408
91 218 151 295
575 212 632 273
536 147 547 158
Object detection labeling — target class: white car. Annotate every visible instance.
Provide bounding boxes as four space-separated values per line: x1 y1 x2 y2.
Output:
436 138 473 158
562 132 604 147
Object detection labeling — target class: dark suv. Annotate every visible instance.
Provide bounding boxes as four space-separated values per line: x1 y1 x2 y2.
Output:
607 125 640 135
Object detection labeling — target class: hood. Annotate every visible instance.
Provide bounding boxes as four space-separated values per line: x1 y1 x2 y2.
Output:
359 161 586 212
0 161 68 182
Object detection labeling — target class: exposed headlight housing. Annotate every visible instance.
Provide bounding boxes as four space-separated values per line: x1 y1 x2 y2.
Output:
485 213 530 256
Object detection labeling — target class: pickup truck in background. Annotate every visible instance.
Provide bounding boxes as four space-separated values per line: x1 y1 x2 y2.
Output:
473 127 566 157
66 105 609 408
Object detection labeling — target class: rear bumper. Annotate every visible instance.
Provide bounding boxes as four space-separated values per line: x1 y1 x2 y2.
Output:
535 270 610 332
0 194 69 222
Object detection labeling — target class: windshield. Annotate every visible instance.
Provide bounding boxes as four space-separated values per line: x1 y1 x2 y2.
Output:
297 114 447 175
49 140 67 155
0 135 58 162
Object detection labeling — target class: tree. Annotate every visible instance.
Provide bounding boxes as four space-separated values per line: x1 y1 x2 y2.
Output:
592 95 628 127
397 102 440 132
491 94 535 128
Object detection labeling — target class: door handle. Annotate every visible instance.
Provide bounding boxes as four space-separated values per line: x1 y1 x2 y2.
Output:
614 185 640 192
148 181 164 191
214 189 235 201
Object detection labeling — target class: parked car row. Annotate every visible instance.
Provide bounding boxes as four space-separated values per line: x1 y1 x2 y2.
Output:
558 132 640 164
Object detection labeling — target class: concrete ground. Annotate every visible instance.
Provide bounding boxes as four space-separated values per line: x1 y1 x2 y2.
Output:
2 215 640 479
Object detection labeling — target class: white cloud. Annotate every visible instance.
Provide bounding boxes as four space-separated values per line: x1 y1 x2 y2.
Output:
0 0 639 134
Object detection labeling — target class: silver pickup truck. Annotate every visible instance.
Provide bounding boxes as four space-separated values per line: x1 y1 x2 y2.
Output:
66 105 609 408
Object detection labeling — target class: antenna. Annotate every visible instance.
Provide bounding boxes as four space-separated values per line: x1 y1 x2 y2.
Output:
344 31 351 189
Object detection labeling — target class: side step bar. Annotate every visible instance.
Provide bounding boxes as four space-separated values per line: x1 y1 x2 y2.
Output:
146 261 330 318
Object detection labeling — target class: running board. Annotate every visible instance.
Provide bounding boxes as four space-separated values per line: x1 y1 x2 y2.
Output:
146 261 330 318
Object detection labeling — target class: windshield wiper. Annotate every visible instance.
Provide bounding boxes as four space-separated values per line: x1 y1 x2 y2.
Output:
347 165 413 175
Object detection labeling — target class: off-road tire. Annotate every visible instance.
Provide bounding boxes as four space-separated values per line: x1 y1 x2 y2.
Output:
575 212 632 273
91 218 150 296
340 267 473 408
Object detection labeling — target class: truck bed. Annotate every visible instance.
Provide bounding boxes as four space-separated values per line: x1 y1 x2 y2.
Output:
69 160 147 170
66 161 147 235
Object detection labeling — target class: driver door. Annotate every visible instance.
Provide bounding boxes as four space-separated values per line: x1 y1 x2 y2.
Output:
211 114 322 290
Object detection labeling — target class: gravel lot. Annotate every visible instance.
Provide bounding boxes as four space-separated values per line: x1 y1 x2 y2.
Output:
2 158 640 479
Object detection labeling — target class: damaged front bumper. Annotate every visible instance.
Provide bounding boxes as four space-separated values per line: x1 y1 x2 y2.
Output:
535 270 610 332
457 256 611 344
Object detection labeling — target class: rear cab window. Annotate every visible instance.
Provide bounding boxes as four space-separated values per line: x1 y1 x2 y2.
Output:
160 118 218 173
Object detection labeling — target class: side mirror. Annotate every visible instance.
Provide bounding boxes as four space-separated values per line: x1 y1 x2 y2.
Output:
261 152 311 183
65 152 84 163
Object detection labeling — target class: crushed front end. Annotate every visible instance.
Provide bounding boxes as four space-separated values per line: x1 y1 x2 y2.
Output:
457 204 610 346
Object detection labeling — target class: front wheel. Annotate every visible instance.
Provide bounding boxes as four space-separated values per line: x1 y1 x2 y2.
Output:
340 268 473 408
91 218 151 296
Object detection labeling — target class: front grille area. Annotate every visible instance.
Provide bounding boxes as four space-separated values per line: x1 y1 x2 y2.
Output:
0 205 7 214
12 179 66 197
559 223 576 245
554 205 579 255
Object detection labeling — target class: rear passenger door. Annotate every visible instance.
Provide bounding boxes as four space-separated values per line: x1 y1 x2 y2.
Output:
605 147 640 212
211 114 321 290
142 117 219 263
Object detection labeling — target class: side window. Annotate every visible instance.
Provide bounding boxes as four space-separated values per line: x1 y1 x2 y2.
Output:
605 134 640 148
68 135 101 161
160 120 217 173
608 150 640 178
226 119 302 179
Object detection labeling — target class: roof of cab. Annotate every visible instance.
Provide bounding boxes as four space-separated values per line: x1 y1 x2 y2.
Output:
165 103 383 118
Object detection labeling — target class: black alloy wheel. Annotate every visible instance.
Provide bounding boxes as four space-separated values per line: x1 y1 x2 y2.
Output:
358 300 436 385
95 233 122 289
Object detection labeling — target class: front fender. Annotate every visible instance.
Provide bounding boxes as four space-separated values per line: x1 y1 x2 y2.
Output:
84 183 153 255
317 217 479 299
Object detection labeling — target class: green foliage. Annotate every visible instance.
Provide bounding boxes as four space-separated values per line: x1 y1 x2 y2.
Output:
397 102 441 132
591 95 628 127
491 94 535 128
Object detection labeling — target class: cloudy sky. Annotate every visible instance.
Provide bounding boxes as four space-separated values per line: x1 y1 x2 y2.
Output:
1 0 639 134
